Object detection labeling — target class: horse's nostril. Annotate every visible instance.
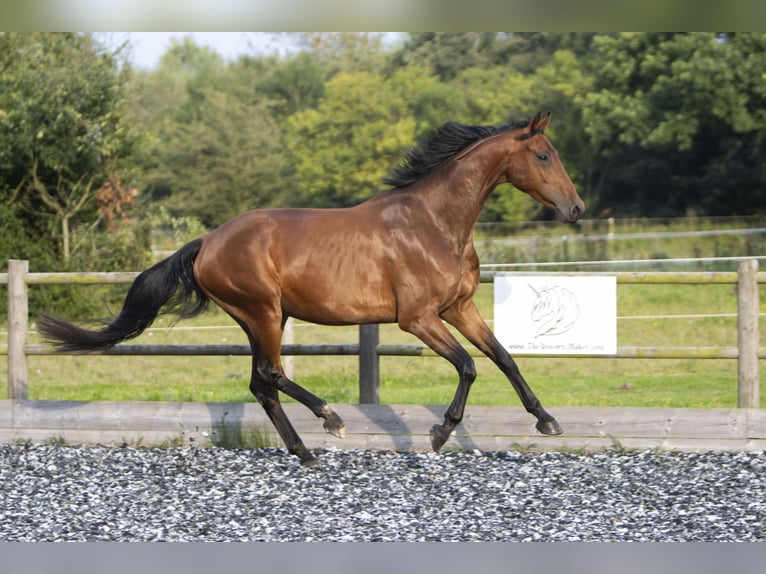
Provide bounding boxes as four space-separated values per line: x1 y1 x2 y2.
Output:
570 202 584 221
570 205 580 219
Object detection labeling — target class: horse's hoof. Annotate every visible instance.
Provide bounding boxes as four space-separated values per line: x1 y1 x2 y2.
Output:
536 419 563 435
323 420 346 439
299 452 320 467
321 407 346 438
429 424 449 452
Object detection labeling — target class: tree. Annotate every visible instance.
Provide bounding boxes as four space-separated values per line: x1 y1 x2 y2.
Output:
580 32 766 216
292 32 389 75
489 32 600 73
284 66 462 207
392 33 496 81
0 32 138 264
253 52 326 117
133 38 289 226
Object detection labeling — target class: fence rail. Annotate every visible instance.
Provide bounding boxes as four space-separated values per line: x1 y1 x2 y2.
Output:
477 225 766 247
2 259 763 408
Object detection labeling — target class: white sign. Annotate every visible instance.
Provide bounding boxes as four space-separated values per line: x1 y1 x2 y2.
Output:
493 275 617 355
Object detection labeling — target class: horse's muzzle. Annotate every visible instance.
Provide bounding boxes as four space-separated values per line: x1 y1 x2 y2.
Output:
569 200 585 222
558 200 585 223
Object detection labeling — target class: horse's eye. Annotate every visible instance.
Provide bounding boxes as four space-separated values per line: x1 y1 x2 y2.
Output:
536 153 549 161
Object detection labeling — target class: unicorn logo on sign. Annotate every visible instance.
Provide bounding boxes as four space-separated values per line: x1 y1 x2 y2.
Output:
529 284 580 338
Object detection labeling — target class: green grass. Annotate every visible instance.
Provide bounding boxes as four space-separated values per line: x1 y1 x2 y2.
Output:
212 422 278 449
475 216 766 269
2 280 763 409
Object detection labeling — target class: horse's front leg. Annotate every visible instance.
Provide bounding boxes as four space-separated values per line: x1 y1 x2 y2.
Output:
399 312 477 452
441 302 562 436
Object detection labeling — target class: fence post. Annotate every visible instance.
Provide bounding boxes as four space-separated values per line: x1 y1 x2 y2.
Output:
283 317 294 380
7 260 29 400
359 323 379 404
737 259 760 408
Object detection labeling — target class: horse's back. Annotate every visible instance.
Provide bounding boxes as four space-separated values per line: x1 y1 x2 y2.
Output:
194 205 400 324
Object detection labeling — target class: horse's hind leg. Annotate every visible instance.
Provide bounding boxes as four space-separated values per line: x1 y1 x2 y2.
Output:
241 308 346 440
271 372 346 439
249 371 317 465
248 366 345 466
256 319 346 439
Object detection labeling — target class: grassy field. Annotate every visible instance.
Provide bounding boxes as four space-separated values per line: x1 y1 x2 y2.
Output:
2 280 764 409
475 215 766 268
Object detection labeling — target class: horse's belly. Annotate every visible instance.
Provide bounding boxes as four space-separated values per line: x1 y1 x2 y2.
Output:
281 275 397 325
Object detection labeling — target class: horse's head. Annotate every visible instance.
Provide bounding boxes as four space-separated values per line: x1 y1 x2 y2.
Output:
505 112 585 223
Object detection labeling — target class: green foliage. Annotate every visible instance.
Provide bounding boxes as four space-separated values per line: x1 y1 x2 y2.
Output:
583 33 762 150
212 423 277 450
255 52 326 116
123 31 766 222
147 206 208 251
68 217 153 272
0 32 139 264
134 39 290 226
292 32 390 76
0 33 152 319
285 66 461 206
394 32 497 81
581 32 766 216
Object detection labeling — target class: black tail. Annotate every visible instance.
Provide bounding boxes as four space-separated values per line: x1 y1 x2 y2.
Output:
37 238 208 352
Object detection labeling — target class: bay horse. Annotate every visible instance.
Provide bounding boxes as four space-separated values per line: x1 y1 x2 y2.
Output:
38 112 584 465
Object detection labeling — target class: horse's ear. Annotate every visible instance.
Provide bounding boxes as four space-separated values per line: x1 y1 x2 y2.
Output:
537 112 551 131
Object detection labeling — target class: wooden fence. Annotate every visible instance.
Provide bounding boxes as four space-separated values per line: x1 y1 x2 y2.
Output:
1 259 765 452
2 401 765 453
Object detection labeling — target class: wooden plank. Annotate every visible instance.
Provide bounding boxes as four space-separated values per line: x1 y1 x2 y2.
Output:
3 401 766 452
11 270 745 286
374 344 740 359
5 269 758 288
481 271 740 284
24 343 360 356
9 400 266 432
746 409 766 439
0 400 12 428
23 342 744 360
24 271 139 285
380 405 750 440
547 407 748 440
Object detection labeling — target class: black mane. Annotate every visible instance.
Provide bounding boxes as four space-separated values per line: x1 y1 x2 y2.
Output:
383 117 532 188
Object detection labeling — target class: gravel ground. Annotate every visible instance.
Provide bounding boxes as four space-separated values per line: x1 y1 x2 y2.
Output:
0 444 764 542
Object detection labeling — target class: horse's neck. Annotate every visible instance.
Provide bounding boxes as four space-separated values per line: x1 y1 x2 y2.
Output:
423 137 510 237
